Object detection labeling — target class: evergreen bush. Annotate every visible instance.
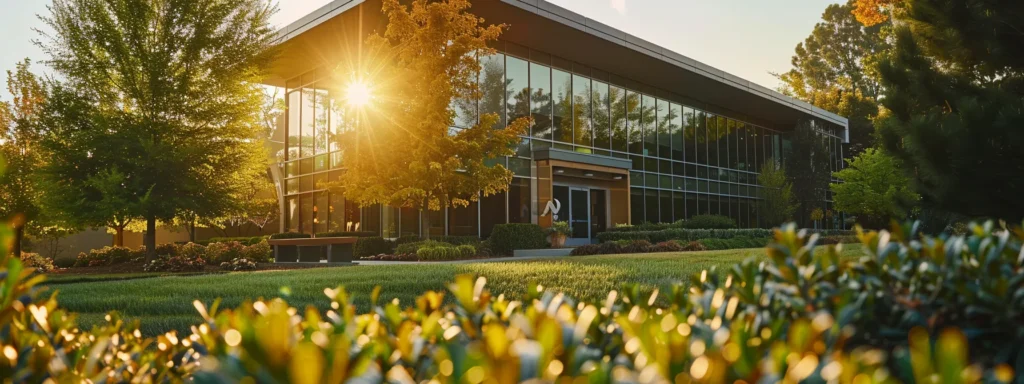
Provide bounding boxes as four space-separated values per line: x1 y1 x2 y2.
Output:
488 223 547 255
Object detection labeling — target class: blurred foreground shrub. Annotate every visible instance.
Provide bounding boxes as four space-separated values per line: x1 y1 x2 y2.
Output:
1 221 1022 383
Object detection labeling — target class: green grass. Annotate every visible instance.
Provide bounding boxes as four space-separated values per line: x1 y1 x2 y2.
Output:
46 245 864 336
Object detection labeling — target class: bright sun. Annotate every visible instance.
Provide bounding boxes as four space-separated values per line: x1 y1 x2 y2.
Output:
345 80 373 108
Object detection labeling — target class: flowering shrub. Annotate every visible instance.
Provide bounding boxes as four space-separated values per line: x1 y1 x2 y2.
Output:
19 252 55 273
142 254 206 273
220 258 257 271
178 242 207 260
1 220 1021 382
74 246 133 267
571 240 706 256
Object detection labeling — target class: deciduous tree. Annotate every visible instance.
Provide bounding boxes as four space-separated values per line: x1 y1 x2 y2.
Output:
37 0 277 260
785 120 832 228
776 0 887 156
0 59 46 257
756 159 799 227
873 0 1024 222
332 0 531 239
830 148 918 228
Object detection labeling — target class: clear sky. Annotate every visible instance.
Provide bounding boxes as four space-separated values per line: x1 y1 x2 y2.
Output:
0 0 837 101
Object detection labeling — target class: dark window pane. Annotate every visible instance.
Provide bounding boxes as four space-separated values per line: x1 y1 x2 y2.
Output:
684 107 696 163
657 99 672 159
707 114 719 167
696 111 707 165
673 192 685 223
670 103 683 161
631 188 645 224
314 193 329 234
645 189 660 224
552 69 572 143
747 123 756 172
400 207 419 237
481 191 507 238
719 117 731 170
382 205 399 238
686 193 697 219
709 194 720 216
448 200 479 237
659 191 672 224
736 122 748 171
697 194 708 215
363 204 381 235
508 178 531 224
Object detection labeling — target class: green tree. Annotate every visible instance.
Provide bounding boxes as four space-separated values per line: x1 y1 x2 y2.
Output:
873 0 1024 222
776 0 888 156
37 0 277 260
830 148 919 228
0 59 46 257
332 0 531 239
756 159 799 227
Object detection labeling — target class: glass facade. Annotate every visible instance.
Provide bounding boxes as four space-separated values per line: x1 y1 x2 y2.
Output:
279 42 846 236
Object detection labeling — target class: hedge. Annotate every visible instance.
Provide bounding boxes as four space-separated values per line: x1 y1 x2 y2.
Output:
200 236 267 246
268 232 311 239
697 236 771 250
2 221 1021 382
353 237 395 258
314 231 378 238
488 223 548 256
596 228 773 243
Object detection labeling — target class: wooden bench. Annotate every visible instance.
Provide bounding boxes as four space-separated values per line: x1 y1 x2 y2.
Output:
268 237 358 264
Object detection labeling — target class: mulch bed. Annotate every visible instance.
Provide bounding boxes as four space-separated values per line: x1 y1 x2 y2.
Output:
48 262 332 275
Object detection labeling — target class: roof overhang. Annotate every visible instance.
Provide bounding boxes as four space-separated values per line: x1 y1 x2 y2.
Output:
267 0 849 141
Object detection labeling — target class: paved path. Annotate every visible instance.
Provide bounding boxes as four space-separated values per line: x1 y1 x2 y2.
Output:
356 254 568 266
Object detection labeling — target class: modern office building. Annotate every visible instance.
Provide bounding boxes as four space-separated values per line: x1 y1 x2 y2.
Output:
265 0 848 243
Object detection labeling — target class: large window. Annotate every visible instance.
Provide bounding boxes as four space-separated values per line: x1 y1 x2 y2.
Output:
670 104 683 161
642 95 657 156
448 201 478 237
505 57 530 132
552 69 572 144
707 114 719 167
573 74 593 150
530 62 553 141
631 188 645 224
480 191 507 237
626 91 642 154
593 81 611 152
610 86 628 153
657 100 671 159
480 54 506 128
508 178 531 224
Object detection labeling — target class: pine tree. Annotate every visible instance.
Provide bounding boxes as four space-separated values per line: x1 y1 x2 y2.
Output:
37 0 277 260
874 0 1024 221
756 159 799 227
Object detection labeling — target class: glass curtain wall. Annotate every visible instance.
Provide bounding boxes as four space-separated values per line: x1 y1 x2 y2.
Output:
281 43 836 234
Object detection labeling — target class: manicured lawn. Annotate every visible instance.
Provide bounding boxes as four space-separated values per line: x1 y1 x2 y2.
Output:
46 245 864 336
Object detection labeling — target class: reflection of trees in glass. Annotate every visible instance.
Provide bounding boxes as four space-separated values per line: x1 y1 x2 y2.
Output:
571 75 592 149
785 120 832 228
609 87 628 152
479 55 505 129
626 92 647 154
592 82 611 149
655 100 676 159
552 71 572 144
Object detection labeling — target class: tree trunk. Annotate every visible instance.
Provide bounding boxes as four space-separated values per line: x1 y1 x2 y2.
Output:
12 224 24 258
114 226 125 247
145 215 157 262
420 198 431 240
188 218 197 243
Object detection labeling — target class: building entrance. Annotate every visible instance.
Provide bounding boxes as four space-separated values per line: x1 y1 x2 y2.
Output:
553 186 607 245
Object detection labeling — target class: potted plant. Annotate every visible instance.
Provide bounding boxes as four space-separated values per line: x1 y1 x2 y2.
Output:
546 221 572 248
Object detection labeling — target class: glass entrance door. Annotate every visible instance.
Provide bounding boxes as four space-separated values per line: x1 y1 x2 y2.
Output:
569 188 591 240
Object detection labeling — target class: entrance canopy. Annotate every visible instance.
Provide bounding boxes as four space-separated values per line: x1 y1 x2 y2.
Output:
534 149 632 234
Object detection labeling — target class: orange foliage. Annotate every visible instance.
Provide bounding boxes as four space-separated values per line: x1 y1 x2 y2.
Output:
853 0 892 26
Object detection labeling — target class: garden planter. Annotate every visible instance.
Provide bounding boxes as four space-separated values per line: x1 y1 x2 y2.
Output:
273 245 299 263
550 234 566 248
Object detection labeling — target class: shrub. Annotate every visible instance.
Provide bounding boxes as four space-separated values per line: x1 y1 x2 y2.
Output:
20 252 55 273
820 235 858 245
395 240 448 255
204 236 267 246
178 242 207 260
74 246 134 267
620 240 652 254
697 236 770 250
204 241 246 265
154 243 178 257
1 221 1022 382
569 244 602 256
220 258 257 271
142 254 205 273
242 239 273 263
53 257 76 269
314 231 377 238
269 232 312 239
354 237 395 258
415 243 477 261
596 228 773 243
433 235 481 246
489 223 547 256
361 253 418 262
647 240 685 253
682 214 737 229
